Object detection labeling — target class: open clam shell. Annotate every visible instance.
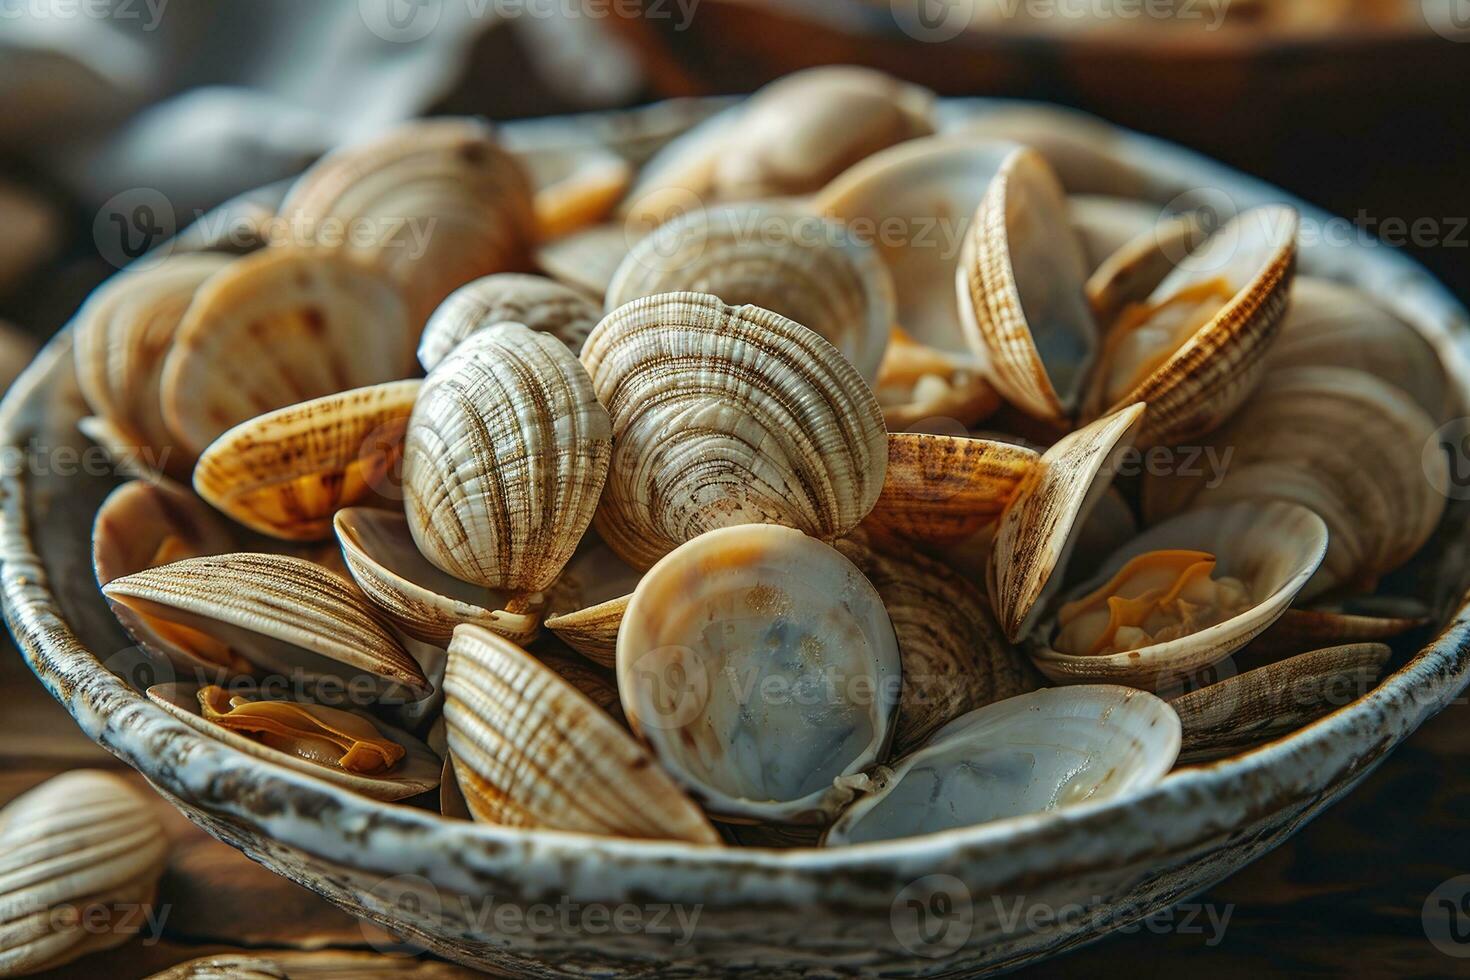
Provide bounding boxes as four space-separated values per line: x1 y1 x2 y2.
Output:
864 432 1037 553
583 291 888 570
93 478 247 678
405 322 611 592
1142 365 1446 597
605 203 893 384
334 507 542 648
443 624 719 843
836 531 1037 755
1170 643 1391 764
534 222 631 300
617 525 902 825
0 771 169 976
1085 211 1204 329
147 682 440 801
278 118 537 327
1032 501 1328 690
416 273 601 371
160 248 417 458
72 252 232 481
873 326 1001 429
988 403 1146 643
102 552 432 701
823 686 1180 846
193 380 420 541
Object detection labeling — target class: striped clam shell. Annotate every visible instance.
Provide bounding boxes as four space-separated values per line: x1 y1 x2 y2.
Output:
416 273 601 371
403 322 611 592
582 291 888 571
0 771 168 976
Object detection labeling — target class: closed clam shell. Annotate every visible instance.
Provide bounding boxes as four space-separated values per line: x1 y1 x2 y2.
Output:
93 478 246 678
836 530 1038 755
817 136 1015 361
1032 501 1328 691
864 432 1038 552
512 142 631 239
146 682 441 801
160 248 417 458
417 273 601 371
72 253 231 480
443 624 719 843
823 686 1180 846
534 222 631 300
1170 642 1391 764
605 204 893 384
193 380 420 541
988 403 1146 643
1267 276 1452 421
1141 365 1447 597
0 771 168 976
278 118 537 327
543 534 643 667
334 507 542 648
958 146 1097 424
617 525 901 824
102 552 432 700
583 292 888 570
1083 204 1299 447
404 322 611 592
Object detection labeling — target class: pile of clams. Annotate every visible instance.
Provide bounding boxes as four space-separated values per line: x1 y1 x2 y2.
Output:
77 66 1453 849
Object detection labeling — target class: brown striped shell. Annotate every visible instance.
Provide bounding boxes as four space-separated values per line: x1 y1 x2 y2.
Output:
72 253 231 480
160 248 417 458
581 292 888 570
416 273 602 371
443 624 719 843
403 322 611 592
193 380 420 541
278 118 537 327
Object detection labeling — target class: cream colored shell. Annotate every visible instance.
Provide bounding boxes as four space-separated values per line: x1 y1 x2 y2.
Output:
417 273 602 371
582 292 888 570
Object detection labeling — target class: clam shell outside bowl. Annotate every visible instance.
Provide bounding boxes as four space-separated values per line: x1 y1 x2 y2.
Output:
3 99 1470 978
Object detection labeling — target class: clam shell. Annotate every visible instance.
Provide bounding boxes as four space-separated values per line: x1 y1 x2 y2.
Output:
1248 599 1429 660
873 326 1001 429
864 432 1037 551
817 136 1015 360
942 105 1156 197
278 118 536 326
443 624 719 843
1084 204 1299 446
102 552 432 700
513 143 631 240
534 222 631 300
334 507 542 648
1141 365 1447 597
416 273 601 371
543 597 628 669
0 771 168 976
1069 194 1160 272
823 686 1180 846
836 531 1038 755
617 525 901 824
604 203 893 384
72 253 232 480
583 292 888 570
988 403 1146 642
1170 643 1391 764
160 248 417 458
957 146 1097 424
1268 276 1453 421
1032 501 1328 690
1084 211 1203 329
193 380 420 541
146 681 440 801
404 322 611 592
542 534 643 667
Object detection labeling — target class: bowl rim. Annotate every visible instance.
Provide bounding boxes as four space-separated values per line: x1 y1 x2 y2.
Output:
4 96 1470 911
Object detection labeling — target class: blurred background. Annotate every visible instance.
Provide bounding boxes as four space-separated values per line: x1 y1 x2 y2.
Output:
3 1 1470 975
